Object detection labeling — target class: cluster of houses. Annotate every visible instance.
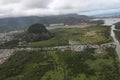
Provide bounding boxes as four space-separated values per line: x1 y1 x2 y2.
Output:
15 42 116 52
0 49 14 64
0 30 24 45
0 33 7 44
49 23 65 27
0 42 116 64
0 32 16 44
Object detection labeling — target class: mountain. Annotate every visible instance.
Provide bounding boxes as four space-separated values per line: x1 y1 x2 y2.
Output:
0 14 91 33
25 23 52 42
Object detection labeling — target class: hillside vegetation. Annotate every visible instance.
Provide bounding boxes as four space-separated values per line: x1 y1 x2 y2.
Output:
23 23 52 42
23 25 112 47
115 22 120 30
0 48 119 80
114 30 120 42
0 24 52 48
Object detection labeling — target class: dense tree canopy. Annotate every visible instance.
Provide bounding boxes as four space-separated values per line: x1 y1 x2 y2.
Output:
28 24 48 34
0 48 119 80
115 22 120 30
24 23 52 42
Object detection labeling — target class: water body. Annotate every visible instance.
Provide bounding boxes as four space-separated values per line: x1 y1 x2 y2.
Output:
103 18 120 25
102 18 120 59
111 25 120 59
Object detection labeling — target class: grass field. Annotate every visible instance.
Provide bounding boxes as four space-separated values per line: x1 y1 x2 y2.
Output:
23 25 112 47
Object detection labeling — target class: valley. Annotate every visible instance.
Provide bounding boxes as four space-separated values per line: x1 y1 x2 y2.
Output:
0 0 120 80
0 18 120 80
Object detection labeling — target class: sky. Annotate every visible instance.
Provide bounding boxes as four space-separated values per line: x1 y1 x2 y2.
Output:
0 0 120 18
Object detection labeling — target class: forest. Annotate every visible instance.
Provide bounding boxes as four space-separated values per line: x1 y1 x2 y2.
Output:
0 48 119 80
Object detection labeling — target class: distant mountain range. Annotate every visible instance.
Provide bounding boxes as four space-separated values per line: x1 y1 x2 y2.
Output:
92 10 120 17
0 14 91 33
96 14 120 18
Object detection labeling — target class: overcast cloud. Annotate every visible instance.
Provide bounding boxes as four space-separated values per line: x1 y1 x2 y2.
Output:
0 0 120 18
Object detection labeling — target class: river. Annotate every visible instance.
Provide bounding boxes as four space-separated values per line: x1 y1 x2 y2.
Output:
111 25 120 59
102 18 120 59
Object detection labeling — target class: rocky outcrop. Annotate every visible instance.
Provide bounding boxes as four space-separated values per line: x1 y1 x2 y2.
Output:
24 23 52 42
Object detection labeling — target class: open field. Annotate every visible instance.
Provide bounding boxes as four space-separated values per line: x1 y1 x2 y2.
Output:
23 25 112 47
0 48 119 80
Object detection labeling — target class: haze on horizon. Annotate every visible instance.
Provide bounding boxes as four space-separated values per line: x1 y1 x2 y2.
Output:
0 0 120 18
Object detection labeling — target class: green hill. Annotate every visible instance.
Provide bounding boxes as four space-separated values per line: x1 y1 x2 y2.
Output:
0 48 119 80
23 23 52 42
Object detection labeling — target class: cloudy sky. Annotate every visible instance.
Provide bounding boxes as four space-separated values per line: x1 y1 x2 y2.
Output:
0 0 120 18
